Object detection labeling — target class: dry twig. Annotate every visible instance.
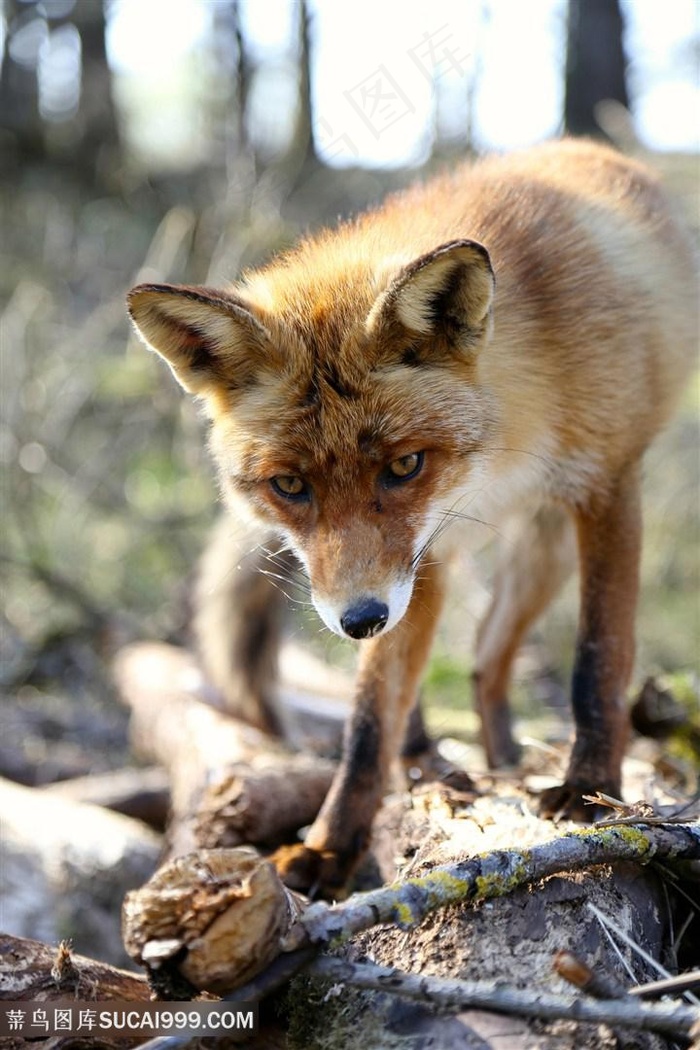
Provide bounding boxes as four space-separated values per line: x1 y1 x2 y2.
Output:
131 955 700 1050
582 791 700 826
306 956 700 1038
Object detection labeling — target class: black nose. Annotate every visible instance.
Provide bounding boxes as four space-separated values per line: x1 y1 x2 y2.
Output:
340 598 389 639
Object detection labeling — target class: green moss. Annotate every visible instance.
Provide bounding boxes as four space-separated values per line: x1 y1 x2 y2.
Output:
285 971 407 1050
608 825 654 855
391 856 534 923
393 900 416 927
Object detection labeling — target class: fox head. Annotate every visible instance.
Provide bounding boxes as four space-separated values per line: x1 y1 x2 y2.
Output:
128 239 495 639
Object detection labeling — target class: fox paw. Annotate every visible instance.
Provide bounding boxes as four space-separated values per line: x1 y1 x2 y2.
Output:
403 748 477 794
538 781 618 823
270 843 352 900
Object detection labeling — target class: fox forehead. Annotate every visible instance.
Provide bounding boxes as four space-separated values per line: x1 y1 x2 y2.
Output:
208 337 492 481
206 264 494 480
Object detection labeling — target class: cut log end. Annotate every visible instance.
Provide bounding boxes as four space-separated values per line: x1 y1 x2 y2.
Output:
122 848 304 996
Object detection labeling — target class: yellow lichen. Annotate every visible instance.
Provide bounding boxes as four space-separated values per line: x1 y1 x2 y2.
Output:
394 901 415 927
388 869 473 928
573 825 653 856
606 825 653 855
473 856 529 901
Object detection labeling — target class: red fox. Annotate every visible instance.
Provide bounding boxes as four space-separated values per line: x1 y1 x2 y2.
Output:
128 140 697 897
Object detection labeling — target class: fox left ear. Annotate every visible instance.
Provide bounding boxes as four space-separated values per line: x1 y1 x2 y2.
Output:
127 283 273 396
368 239 494 349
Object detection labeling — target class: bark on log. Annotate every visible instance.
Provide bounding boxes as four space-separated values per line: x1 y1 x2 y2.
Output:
191 762 335 851
122 849 303 998
0 933 151 1002
0 777 161 970
113 643 281 779
0 935 151 1049
113 643 336 859
0 935 287 1050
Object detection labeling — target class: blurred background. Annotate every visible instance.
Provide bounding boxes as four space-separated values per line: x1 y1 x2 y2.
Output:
1 0 698 783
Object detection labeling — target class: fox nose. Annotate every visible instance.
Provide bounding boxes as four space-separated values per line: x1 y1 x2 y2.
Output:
340 597 389 639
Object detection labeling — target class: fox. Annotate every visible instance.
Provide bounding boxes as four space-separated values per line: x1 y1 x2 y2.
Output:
128 139 697 898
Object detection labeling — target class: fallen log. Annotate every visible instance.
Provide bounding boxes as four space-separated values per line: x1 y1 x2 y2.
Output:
113 643 281 787
0 936 151 1048
113 641 699 1047
113 643 336 859
0 935 286 1050
43 766 170 831
0 777 161 969
0 933 151 1002
191 762 335 851
122 849 303 998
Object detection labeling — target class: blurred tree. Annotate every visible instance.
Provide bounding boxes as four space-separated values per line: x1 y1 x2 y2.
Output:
0 0 120 182
204 0 314 182
0 0 45 161
244 0 315 173
69 0 120 178
565 0 630 138
290 0 316 169
207 0 252 164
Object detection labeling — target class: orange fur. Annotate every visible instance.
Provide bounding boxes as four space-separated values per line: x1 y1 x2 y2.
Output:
128 140 697 896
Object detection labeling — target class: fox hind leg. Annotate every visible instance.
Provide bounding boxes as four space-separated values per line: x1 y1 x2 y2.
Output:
474 506 576 768
193 519 296 735
401 698 477 792
540 468 641 821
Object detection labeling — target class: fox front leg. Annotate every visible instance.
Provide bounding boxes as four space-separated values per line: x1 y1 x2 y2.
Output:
540 468 641 821
272 559 447 898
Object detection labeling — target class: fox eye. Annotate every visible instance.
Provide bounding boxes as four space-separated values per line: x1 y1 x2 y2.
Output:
271 475 309 501
384 451 424 486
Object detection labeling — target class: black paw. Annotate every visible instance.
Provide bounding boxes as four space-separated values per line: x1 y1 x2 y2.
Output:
538 781 619 823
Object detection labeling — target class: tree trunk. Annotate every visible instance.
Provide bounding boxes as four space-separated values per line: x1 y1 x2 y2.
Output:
0 0 45 169
565 0 629 138
70 0 120 181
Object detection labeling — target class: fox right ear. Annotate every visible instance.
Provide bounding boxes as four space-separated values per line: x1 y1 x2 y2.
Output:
367 239 494 352
127 283 272 396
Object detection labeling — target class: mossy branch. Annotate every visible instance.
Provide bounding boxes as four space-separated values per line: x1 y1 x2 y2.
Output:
286 821 700 950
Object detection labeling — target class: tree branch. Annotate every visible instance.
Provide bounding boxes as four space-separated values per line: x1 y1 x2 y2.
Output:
307 955 700 1039
286 821 700 950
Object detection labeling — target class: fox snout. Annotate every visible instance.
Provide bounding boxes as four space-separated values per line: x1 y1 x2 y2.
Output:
339 597 389 639
312 575 415 641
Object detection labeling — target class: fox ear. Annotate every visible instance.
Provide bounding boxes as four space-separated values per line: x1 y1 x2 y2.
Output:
368 239 494 349
127 283 272 395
